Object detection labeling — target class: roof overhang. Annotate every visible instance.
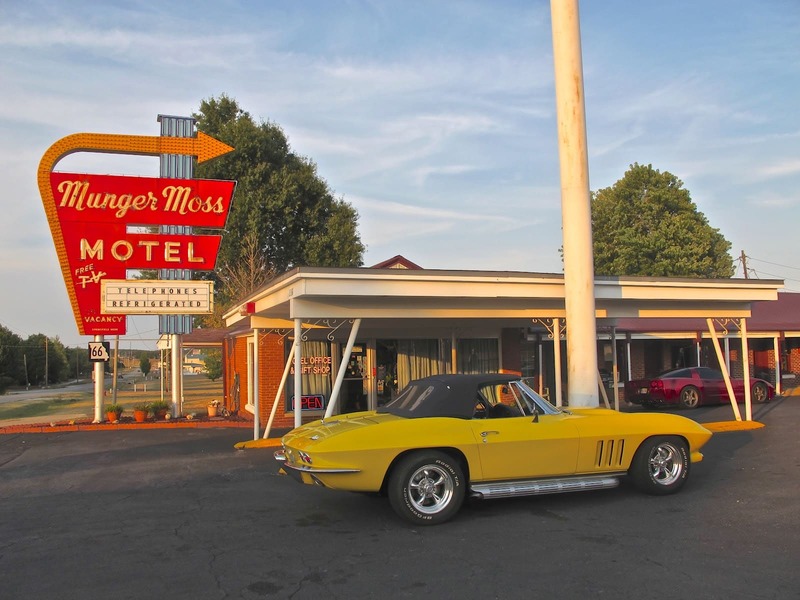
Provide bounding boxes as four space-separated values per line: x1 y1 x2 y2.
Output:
222 267 783 336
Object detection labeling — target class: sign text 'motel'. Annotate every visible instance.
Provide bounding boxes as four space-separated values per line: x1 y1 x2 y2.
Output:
37 132 235 336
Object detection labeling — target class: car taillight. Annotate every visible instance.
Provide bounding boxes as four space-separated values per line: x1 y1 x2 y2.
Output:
650 380 664 391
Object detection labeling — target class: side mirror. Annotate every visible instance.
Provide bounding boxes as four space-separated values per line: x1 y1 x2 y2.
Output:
531 406 539 423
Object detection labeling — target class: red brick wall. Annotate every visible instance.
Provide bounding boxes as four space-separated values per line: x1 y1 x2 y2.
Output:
223 336 251 418
501 328 522 374
788 347 800 373
259 333 294 430
629 348 646 380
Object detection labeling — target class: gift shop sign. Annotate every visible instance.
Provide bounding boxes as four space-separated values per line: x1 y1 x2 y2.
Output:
37 132 235 336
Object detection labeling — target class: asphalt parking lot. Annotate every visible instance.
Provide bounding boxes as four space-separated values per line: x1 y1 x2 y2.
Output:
0 398 798 600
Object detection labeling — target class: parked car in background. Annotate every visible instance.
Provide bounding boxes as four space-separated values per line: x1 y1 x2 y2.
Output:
625 366 774 409
276 373 713 525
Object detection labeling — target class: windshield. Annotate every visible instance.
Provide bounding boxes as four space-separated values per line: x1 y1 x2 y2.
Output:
508 379 563 416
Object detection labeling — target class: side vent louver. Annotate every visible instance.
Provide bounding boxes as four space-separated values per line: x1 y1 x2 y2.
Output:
595 439 625 468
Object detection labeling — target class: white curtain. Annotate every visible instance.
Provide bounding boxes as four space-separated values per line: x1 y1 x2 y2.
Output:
301 340 331 398
397 340 442 389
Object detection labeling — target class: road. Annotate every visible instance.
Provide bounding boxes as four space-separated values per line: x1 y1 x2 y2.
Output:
0 399 797 599
0 380 96 404
0 371 157 406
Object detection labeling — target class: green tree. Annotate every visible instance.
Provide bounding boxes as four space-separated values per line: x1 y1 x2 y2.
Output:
21 335 68 386
64 346 89 382
193 94 365 312
591 163 734 277
203 349 222 382
0 325 23 392
139 353 152 378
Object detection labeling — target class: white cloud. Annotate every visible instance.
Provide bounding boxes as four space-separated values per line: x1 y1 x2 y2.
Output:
753 160 800 180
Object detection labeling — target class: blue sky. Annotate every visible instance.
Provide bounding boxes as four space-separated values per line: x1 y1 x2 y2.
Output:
1 0 799 349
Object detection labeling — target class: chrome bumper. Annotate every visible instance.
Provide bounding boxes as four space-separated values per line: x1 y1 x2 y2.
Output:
274 448 360 476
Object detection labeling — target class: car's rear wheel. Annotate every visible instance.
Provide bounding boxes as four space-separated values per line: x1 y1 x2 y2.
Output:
388 451 465 525
679 385 701 409
629 436 689 495
752 381 770 403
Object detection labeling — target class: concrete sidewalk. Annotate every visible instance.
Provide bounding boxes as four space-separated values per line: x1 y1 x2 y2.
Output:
0 412 255 435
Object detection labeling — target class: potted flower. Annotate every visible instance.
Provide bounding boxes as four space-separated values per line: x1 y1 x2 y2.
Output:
149 400 171 420
133 402 149 423
207 399 220 417
105 403 123 423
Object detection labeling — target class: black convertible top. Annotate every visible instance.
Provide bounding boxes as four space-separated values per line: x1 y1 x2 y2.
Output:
376 373 520 419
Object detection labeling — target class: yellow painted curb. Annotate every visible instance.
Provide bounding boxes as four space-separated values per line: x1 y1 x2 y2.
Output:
704 421 765 432
234 438 283 449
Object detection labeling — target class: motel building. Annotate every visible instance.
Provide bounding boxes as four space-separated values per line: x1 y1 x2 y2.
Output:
208 256 792 437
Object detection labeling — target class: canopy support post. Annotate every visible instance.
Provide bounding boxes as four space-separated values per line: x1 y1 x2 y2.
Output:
326 319 362 418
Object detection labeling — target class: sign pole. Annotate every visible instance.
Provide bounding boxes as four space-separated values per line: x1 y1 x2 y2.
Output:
170 334 183 417
93 335 105 422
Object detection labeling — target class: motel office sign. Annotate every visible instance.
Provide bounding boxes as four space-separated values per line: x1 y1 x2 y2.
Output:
37 131 235 335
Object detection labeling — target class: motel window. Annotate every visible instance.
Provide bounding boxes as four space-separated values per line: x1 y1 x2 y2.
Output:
458 339 499 374
285 340 333 414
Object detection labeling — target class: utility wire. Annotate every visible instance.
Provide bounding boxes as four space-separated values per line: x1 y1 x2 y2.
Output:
750 269 800 286
737 252 800 283
746 256 800 272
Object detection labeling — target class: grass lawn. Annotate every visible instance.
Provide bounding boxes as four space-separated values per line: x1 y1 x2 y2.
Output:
0 373 224 423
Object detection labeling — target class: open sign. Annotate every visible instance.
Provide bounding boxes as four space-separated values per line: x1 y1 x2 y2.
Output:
287 394 327 412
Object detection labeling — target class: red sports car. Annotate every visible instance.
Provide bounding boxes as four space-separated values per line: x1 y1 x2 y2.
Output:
625 366 774 409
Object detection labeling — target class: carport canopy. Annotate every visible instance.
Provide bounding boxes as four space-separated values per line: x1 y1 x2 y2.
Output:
222 267 783 435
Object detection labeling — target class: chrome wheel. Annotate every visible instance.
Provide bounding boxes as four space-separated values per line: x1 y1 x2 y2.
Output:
752 382 769 403
630 436 690 495
388 451 465 525
407 464 455 515
680 386 700 409
647 441 683 486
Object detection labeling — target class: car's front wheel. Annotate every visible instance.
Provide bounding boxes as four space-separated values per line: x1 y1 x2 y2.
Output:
629 436 690 495
752 381 770 403
388 451 465 525
679 385 701 409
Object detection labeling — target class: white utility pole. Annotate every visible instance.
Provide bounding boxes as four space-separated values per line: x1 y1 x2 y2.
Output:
550 0 599 407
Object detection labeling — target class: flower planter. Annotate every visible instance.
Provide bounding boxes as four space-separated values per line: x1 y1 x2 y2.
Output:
133 409 148 423
106 411 122 423
153 409 168 420
207 405 218 417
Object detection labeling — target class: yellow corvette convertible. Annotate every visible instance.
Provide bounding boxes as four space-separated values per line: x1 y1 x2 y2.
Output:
275 374 712 525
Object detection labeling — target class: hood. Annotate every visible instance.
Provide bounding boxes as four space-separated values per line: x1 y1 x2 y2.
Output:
282 411 402 449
